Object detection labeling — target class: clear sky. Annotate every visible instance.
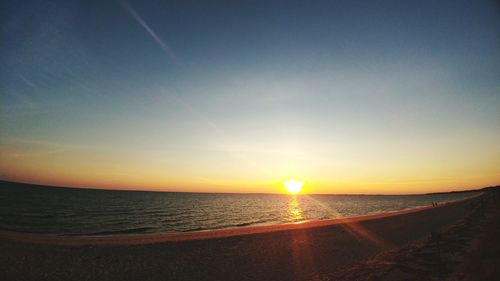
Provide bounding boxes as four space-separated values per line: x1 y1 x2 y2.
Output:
1 0 499 194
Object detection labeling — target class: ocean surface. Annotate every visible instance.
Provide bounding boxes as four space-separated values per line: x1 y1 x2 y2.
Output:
0 181 480 236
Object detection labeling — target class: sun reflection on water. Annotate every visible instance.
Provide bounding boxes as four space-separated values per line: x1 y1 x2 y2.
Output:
288 196 303 222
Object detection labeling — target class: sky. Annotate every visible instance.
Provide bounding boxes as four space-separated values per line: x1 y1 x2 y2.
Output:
1 0 499 194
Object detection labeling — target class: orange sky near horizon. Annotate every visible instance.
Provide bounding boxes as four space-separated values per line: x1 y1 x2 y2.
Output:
1 135 498 194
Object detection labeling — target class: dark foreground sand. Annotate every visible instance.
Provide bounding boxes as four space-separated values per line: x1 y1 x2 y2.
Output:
1 192 499 281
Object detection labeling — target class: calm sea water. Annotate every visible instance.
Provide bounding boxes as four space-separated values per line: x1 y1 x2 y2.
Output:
0 181 479 236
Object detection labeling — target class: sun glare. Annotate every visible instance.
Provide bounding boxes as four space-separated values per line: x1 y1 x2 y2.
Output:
284 180 304 194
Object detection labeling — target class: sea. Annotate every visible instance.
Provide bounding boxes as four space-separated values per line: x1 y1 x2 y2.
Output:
0 181 480 236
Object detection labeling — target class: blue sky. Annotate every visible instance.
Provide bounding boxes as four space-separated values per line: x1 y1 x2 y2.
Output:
1 0 499 193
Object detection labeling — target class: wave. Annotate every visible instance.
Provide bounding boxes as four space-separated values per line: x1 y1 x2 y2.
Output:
73 227 156 236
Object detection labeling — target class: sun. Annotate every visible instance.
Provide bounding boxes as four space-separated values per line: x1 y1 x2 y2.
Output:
284 180 304 194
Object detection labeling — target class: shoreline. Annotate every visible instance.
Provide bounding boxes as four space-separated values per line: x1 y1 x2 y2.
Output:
0 194 479 246
1 191 495 281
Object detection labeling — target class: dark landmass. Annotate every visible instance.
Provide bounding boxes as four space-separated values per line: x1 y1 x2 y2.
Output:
1 179 498 196
425 185 500 195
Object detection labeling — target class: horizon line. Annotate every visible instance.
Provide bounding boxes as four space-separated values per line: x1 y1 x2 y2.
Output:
0 179 494 196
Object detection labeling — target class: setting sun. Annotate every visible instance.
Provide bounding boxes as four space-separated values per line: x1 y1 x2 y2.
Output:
284 180 304 194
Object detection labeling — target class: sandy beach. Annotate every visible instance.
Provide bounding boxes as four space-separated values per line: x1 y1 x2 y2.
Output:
1 191 499 281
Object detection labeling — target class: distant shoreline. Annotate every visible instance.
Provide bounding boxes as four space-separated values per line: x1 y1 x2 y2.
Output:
0 179 494 196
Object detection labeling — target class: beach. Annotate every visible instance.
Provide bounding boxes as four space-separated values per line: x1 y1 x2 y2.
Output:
1 191 498 281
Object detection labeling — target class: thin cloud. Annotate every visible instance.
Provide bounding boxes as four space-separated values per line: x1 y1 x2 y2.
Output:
121 2 177 63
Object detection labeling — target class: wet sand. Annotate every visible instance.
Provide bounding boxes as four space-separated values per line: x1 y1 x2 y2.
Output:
1 192 498 281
